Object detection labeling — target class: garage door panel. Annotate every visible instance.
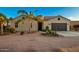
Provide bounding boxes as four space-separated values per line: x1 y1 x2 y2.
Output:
51 23 67 31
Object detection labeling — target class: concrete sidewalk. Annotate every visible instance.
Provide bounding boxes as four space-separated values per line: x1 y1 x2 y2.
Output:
57 31 79 37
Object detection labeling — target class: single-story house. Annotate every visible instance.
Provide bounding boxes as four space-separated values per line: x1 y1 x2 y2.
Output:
15 15 71 32
43 15 71 31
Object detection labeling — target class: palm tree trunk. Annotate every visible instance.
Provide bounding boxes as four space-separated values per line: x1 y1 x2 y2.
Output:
1 24 4 34
7 21 9 27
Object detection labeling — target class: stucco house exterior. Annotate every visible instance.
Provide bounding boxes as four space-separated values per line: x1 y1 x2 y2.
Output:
43 15 70 31
15 15 38 32
15 15 71 32
70 21 79 31
9 19 16 28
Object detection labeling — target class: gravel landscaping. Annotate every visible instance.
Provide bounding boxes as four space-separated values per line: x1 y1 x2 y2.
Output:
0 32 79 52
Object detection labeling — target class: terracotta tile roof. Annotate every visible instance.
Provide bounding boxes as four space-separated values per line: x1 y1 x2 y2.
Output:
44 16 57 20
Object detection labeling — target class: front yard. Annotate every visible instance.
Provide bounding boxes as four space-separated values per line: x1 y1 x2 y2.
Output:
0 32 79 52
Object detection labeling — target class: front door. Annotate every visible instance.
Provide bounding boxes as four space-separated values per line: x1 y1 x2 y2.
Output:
38 22 42 31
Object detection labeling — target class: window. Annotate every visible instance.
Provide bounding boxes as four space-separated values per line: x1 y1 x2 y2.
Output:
31 23 32 28
58 18 60 20
22 17 25 19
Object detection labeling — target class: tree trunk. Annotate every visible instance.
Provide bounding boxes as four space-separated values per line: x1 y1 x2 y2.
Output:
7 20 9 27
1 24 4 35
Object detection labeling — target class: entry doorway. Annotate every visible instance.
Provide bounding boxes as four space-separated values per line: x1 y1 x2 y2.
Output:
38 22 42 31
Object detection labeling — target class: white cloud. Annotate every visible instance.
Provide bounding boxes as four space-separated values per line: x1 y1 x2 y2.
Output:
68 17 79 21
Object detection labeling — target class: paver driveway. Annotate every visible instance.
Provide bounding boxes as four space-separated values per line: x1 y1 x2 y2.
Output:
57 31 79 37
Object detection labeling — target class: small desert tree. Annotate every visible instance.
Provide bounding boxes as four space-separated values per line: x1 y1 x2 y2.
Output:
0 13 7 34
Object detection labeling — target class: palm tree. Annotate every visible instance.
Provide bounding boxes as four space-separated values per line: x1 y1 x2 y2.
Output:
15 10 27 33
6 17 12 27
17 10 28 16
16 10 35 32
0 13 7 34
16 10 29 24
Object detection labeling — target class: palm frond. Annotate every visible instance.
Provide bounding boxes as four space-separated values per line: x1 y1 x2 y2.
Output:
0 13 7 19
29 11 33 15
17 10 28 16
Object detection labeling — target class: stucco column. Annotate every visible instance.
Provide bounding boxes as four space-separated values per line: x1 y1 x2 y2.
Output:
67 24 70 31
48 24 51 30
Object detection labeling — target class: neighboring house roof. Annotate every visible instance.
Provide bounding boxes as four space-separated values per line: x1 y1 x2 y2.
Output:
8 18 16 23
44 15 71 21
70 21 79 25
37 15 43 17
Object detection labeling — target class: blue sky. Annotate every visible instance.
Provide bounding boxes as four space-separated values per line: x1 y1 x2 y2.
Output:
0 7 79 20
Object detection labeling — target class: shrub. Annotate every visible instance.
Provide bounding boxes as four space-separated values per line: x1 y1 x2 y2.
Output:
45 26 51 34
20 31 24 35
47 31 55 36
42 26 58 36
46 26 49 31
6 27 15 33
5 27 10 32
9 27 15 33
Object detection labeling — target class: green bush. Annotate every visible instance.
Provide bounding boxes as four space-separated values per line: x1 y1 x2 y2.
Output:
5 27 10 32
46 26 49 31
9 27 15 33
20 31 24 35
6 27 15 33
42 26 58 36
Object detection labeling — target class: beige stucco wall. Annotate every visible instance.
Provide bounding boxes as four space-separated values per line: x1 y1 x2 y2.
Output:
17 19 38 32
43 17 70 31
9 21 15 28
70 21 79 31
